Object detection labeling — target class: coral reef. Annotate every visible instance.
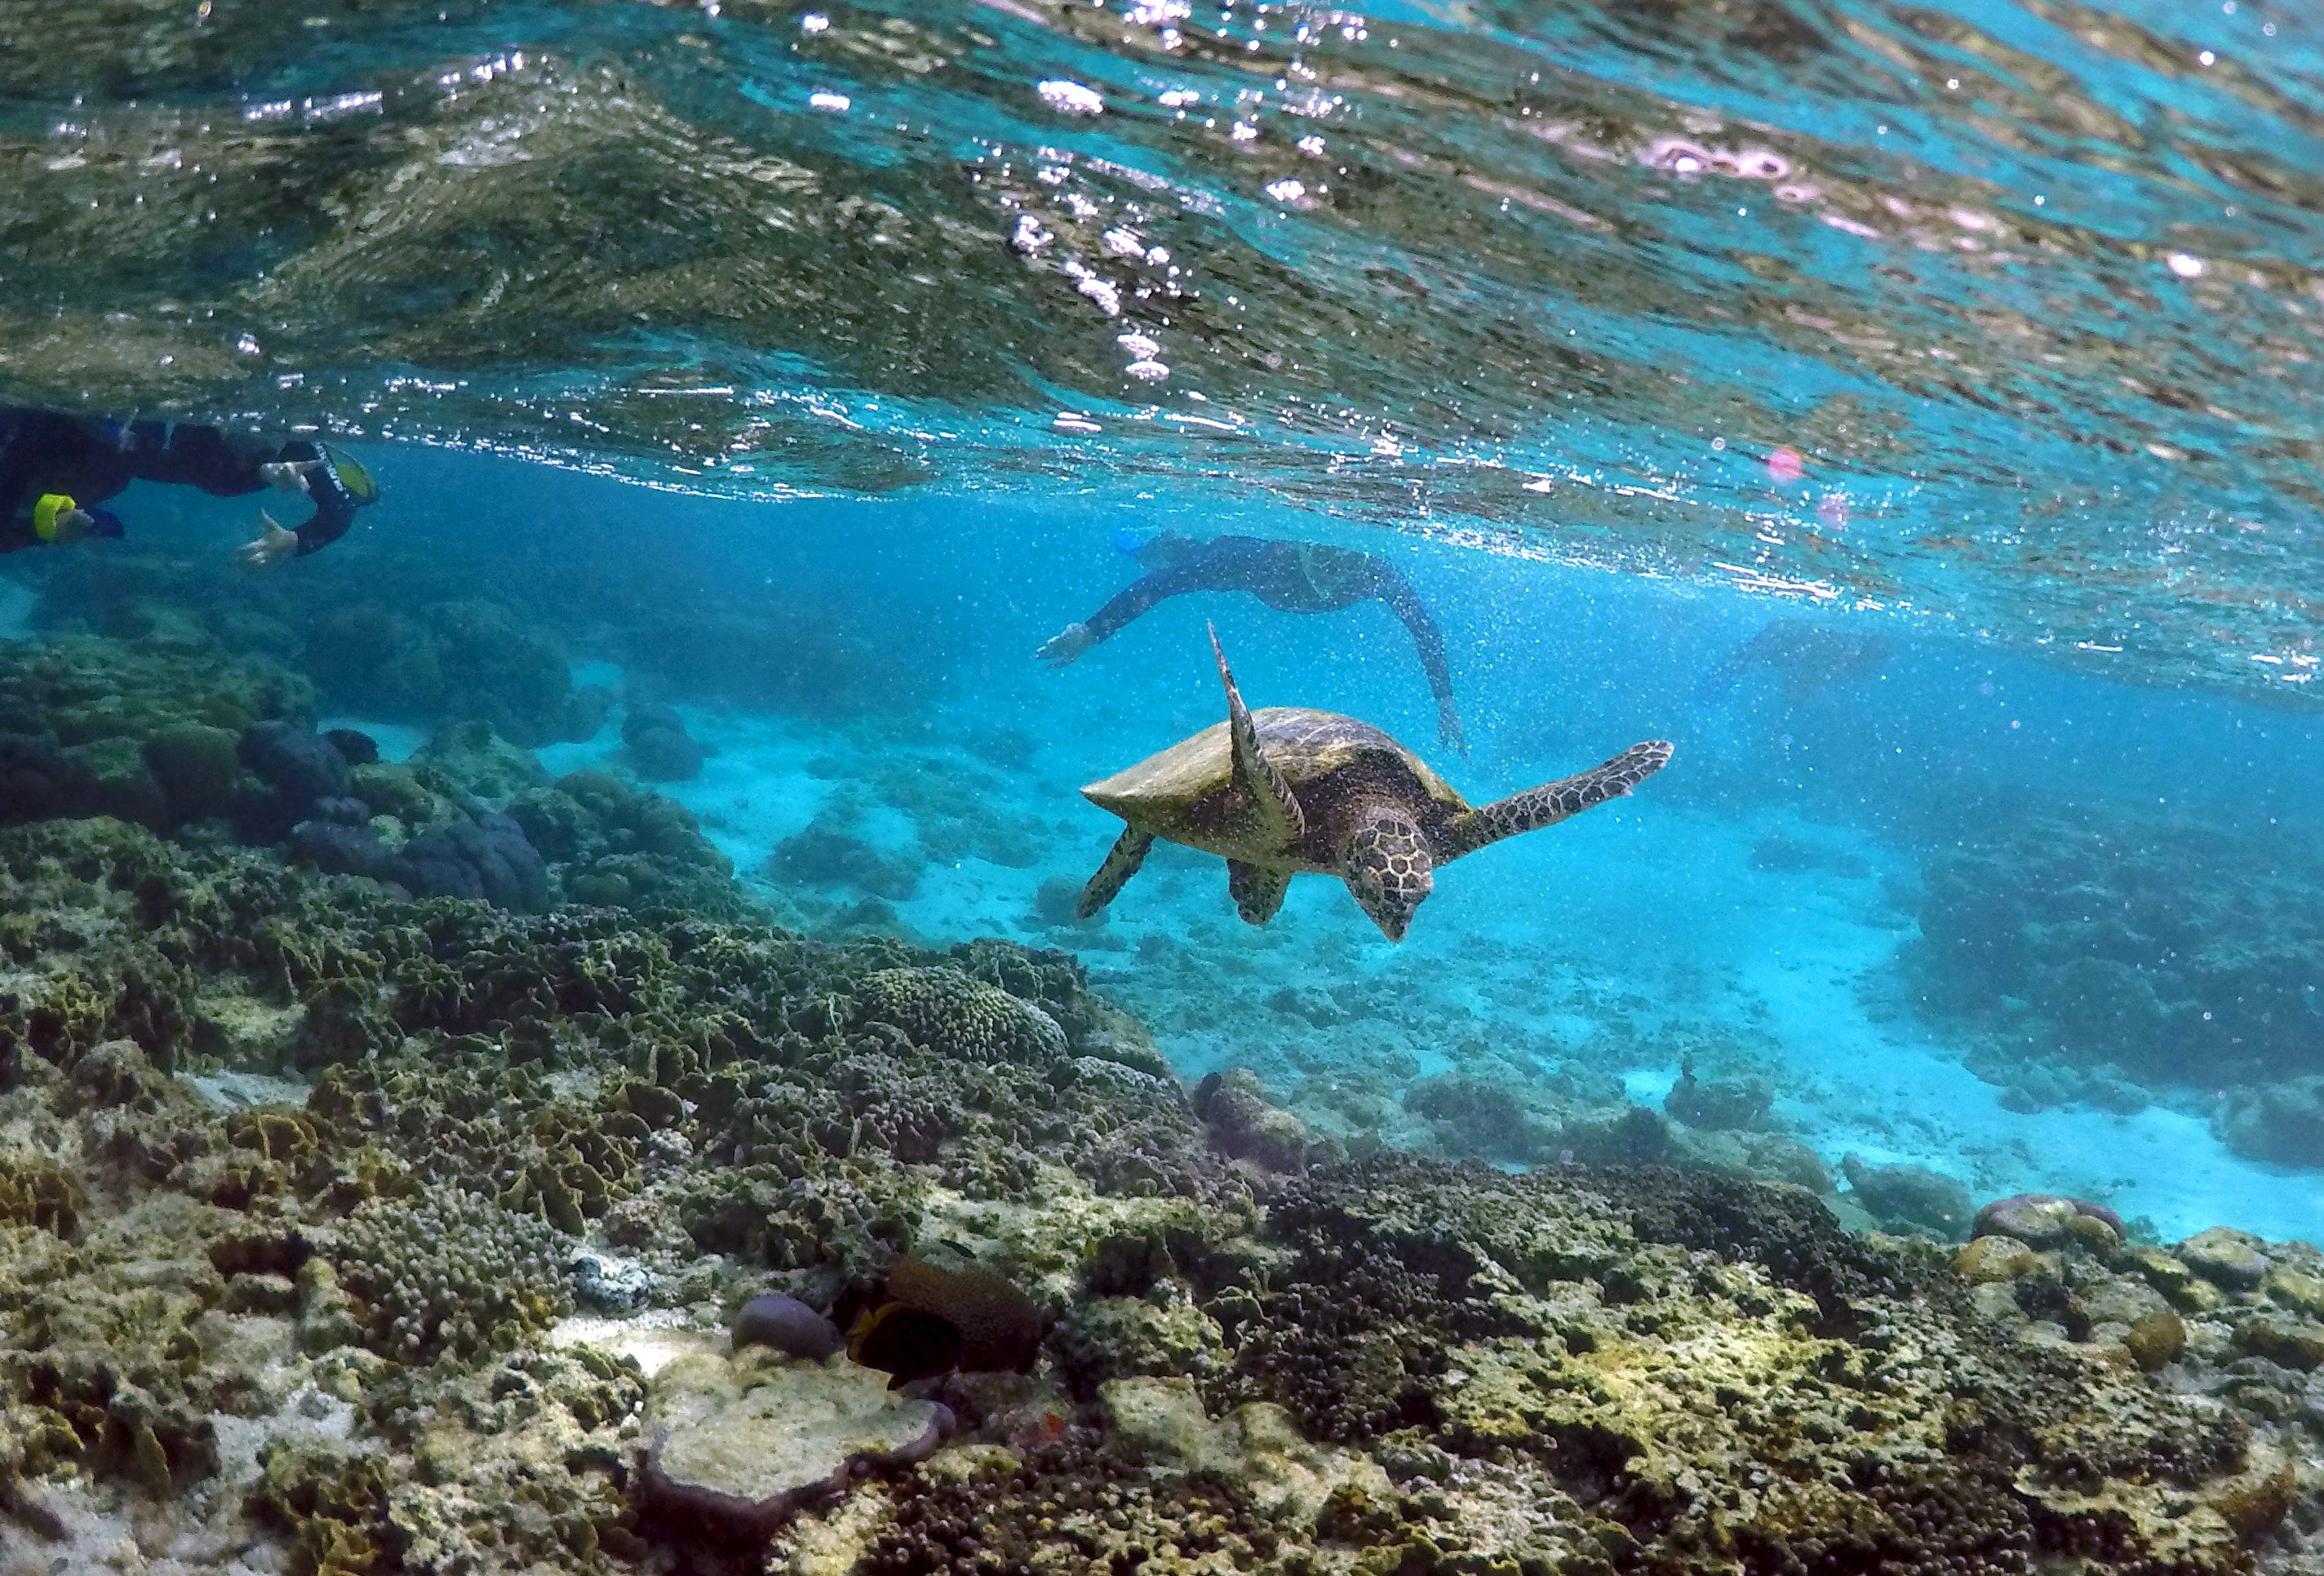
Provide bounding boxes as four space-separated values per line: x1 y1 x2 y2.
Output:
0 633 736 922
1396 1063 1830 1193
0 636 312 831
410 719 549 802
619 704 706 784
1840 1153 1976 1240
0 813 1234 1571
304 596 600 748
638 1347 952 1541
508 768 738 915
22 550 608 748
1973 1192 2125 1250
1662 1054 1772 1130
2216 1078 2324 1170
770 807 925 902
328 1186 574 1362
0 806 2314 1574
1910 798 2324 1094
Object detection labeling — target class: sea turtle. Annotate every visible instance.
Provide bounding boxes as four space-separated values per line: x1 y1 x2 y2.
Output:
1075 627 1673 941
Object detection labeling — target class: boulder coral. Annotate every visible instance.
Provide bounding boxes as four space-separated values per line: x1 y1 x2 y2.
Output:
619 703 706 784
508 768 738 915
21 546 609 749
0 635 739 918
0 636 312 830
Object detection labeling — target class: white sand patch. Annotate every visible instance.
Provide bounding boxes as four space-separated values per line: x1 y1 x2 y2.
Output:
548 1311 719 1377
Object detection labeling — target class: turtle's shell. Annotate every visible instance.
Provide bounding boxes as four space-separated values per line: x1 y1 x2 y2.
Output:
1083 707 1468 868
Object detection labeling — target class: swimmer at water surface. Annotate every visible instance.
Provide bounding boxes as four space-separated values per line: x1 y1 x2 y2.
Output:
0 405 379 564
1037 530 1469 755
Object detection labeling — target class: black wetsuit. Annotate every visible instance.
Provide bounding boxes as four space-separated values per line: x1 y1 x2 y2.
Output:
1087 535 1463 738
0 406 357 555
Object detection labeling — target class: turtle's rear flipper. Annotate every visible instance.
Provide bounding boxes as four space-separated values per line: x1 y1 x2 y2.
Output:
1441 740 1673 861
1209 624 1306 846
1076 828 1155 918
1227 860 1290 925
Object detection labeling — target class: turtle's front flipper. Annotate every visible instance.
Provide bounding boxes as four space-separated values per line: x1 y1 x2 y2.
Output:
1209 624 1306 846
1441 740 1672 861
1076 828 1155 918
1226 860 1290 925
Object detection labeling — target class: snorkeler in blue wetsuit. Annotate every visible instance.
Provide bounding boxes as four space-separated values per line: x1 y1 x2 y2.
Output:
0 406 378 564
1037 531 1469 754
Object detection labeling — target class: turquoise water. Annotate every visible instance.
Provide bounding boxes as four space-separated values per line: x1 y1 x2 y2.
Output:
11 442 2322 1242
5 0 2323 1244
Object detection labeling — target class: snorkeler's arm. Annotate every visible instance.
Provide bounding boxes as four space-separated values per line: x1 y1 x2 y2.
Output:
237 489 353 566
1376 570 1467 755
225 440 356 563
1073 557 1231 644
286 481 356 553
1040 556 1224 664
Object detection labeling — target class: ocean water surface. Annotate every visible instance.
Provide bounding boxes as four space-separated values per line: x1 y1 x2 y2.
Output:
7 0 2324 1224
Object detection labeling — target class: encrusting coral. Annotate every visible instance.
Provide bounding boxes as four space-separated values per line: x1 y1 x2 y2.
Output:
0 794 2315 1573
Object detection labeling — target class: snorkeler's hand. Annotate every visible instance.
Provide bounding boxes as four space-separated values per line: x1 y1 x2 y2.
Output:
259 459 323 496
1437 704 1469 757
237 513 300 567
1036 622 1096 667
47 508 96 544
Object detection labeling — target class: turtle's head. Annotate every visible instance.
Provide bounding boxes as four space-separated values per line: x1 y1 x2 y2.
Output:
1343 810 1433 942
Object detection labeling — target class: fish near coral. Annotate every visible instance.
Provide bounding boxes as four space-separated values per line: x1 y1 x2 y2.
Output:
846 1256 1043 1386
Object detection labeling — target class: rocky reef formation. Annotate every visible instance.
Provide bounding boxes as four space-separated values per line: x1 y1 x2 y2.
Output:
2217 1081 2324 1174
304 597 605 749
1909 799 2324 1160
619 704 706 784
0 812 2315 1574
0 633 732 924
22 550 611 750
506 767 738 917
0 634 315 830
18 545 929 759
